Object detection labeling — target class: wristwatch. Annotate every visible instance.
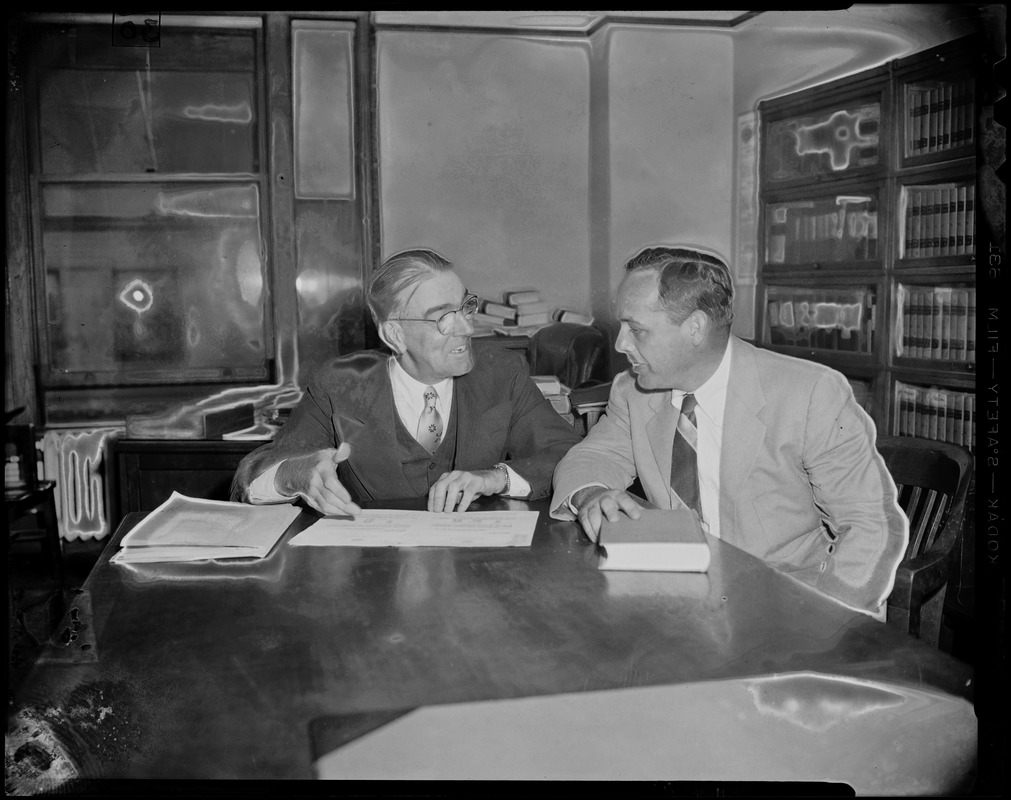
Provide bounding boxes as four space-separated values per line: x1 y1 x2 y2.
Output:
493 463 510 496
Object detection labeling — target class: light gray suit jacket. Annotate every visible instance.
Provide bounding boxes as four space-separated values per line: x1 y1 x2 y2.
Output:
551 337 908 615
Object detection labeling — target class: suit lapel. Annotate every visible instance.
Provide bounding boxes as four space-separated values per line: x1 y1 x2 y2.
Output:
339 358 416 494
720 339 766 541
644 389 677 508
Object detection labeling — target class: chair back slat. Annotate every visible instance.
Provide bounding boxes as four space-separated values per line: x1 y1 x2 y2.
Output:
904 486 932 559
923 494 949 551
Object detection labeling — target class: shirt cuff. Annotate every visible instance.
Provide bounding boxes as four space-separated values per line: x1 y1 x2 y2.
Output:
566 482 610 515
502 465 531 498
246 461 299 504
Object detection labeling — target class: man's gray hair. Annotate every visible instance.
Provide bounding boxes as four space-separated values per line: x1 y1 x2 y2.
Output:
625 246 735 329
366 248 453 325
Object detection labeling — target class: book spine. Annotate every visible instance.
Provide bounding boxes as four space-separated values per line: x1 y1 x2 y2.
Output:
899 285 911 357
966 288 976 363
953 393 965 446
962 392 970 451
951 288 968 361
930 287 942 359
908 86 922 156
966 184 975 255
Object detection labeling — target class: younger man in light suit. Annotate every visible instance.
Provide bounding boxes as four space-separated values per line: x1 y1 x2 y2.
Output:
233 248 580 515
551 245 908 618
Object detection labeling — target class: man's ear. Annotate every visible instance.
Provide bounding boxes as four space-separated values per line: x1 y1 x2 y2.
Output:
379 320 403 355
688 310 710 344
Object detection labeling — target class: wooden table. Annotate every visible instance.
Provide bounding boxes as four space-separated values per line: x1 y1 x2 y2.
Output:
6 497 977 791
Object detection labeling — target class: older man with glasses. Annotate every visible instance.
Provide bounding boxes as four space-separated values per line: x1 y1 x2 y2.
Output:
232 248 581 515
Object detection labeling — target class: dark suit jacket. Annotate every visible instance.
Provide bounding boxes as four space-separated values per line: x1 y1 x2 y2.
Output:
231 346 581 503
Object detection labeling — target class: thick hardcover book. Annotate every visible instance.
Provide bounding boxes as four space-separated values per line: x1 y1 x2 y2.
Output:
480 300 517 320
598 509 711 573
513 310 551 327
503 288 542 306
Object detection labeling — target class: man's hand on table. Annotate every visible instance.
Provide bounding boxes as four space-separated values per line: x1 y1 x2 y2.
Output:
428 469 507 513
571 485 643 543
274 443 361 517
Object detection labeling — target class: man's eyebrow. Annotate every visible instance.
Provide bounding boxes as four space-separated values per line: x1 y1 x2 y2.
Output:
421 292 466 318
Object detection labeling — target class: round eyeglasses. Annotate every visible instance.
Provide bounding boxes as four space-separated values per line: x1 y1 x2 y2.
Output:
390 293 481 335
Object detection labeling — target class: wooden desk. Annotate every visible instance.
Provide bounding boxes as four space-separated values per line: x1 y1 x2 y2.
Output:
6 497 976 791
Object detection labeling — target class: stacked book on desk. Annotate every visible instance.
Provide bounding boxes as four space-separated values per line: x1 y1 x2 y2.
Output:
110 492 300 564
477 288 553 337
531 374 572 417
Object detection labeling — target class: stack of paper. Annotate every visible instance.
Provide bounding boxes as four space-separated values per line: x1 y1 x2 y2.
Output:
110 492 301 564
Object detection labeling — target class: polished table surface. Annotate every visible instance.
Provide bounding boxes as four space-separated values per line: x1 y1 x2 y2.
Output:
7 496 976 788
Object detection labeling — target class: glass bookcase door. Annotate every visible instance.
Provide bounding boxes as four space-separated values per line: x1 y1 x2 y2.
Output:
891 377 975 451
897 179 976 261
764 190 880 266
762 284 878 356
763 97 882 185
900 71 976 167
893 282 976 365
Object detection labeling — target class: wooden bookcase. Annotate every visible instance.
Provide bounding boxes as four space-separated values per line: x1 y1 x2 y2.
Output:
756 37 981 451
756 36 986 662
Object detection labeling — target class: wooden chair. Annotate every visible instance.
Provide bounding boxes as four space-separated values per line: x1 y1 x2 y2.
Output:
876 435 974 648
6 423 63 586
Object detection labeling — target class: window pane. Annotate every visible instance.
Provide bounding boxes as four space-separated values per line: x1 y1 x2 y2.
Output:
39 68 257 174
42 183 268 383
293 21 355 198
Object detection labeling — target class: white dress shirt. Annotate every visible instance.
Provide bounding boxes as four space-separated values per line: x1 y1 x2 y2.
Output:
566 339 732 537
672 339 731 539
247 356 530 502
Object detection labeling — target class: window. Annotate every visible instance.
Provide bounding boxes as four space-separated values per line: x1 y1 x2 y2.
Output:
25 16 271 389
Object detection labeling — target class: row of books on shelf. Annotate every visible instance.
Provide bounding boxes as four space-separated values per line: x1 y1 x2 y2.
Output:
474 287 594 337
766 202 878 264
765 288 875 354
904 79 975 157
899 182 975 259
893 381 974 451
896 285 975 362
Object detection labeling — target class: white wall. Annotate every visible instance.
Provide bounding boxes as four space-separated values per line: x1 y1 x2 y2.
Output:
377 31 592 313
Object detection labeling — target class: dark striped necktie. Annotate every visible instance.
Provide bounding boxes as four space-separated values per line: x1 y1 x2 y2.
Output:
670 393 702 518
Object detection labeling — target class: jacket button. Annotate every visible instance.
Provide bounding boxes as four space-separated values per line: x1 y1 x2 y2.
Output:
429 463 436 470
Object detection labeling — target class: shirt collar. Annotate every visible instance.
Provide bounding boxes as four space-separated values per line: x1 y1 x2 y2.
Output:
671 337 732 423
389 356 453 397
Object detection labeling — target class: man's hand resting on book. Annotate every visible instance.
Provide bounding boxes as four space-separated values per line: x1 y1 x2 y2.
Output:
571 486 643 543
274 443 361 517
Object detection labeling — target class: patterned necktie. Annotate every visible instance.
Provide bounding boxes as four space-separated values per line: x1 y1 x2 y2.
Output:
670 393 702 519
416 385 444 454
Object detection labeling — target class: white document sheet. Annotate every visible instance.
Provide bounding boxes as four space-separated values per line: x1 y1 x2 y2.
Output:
289 509 539 548
110 492 301 564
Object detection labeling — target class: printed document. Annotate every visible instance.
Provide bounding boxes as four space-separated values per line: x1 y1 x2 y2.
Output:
110 491 301 564
289 509 539 548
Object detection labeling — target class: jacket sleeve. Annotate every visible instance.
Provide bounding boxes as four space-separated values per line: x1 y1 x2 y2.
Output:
229 372 339 502
497 354 583 499
549 372 640 519
801 369 909 615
